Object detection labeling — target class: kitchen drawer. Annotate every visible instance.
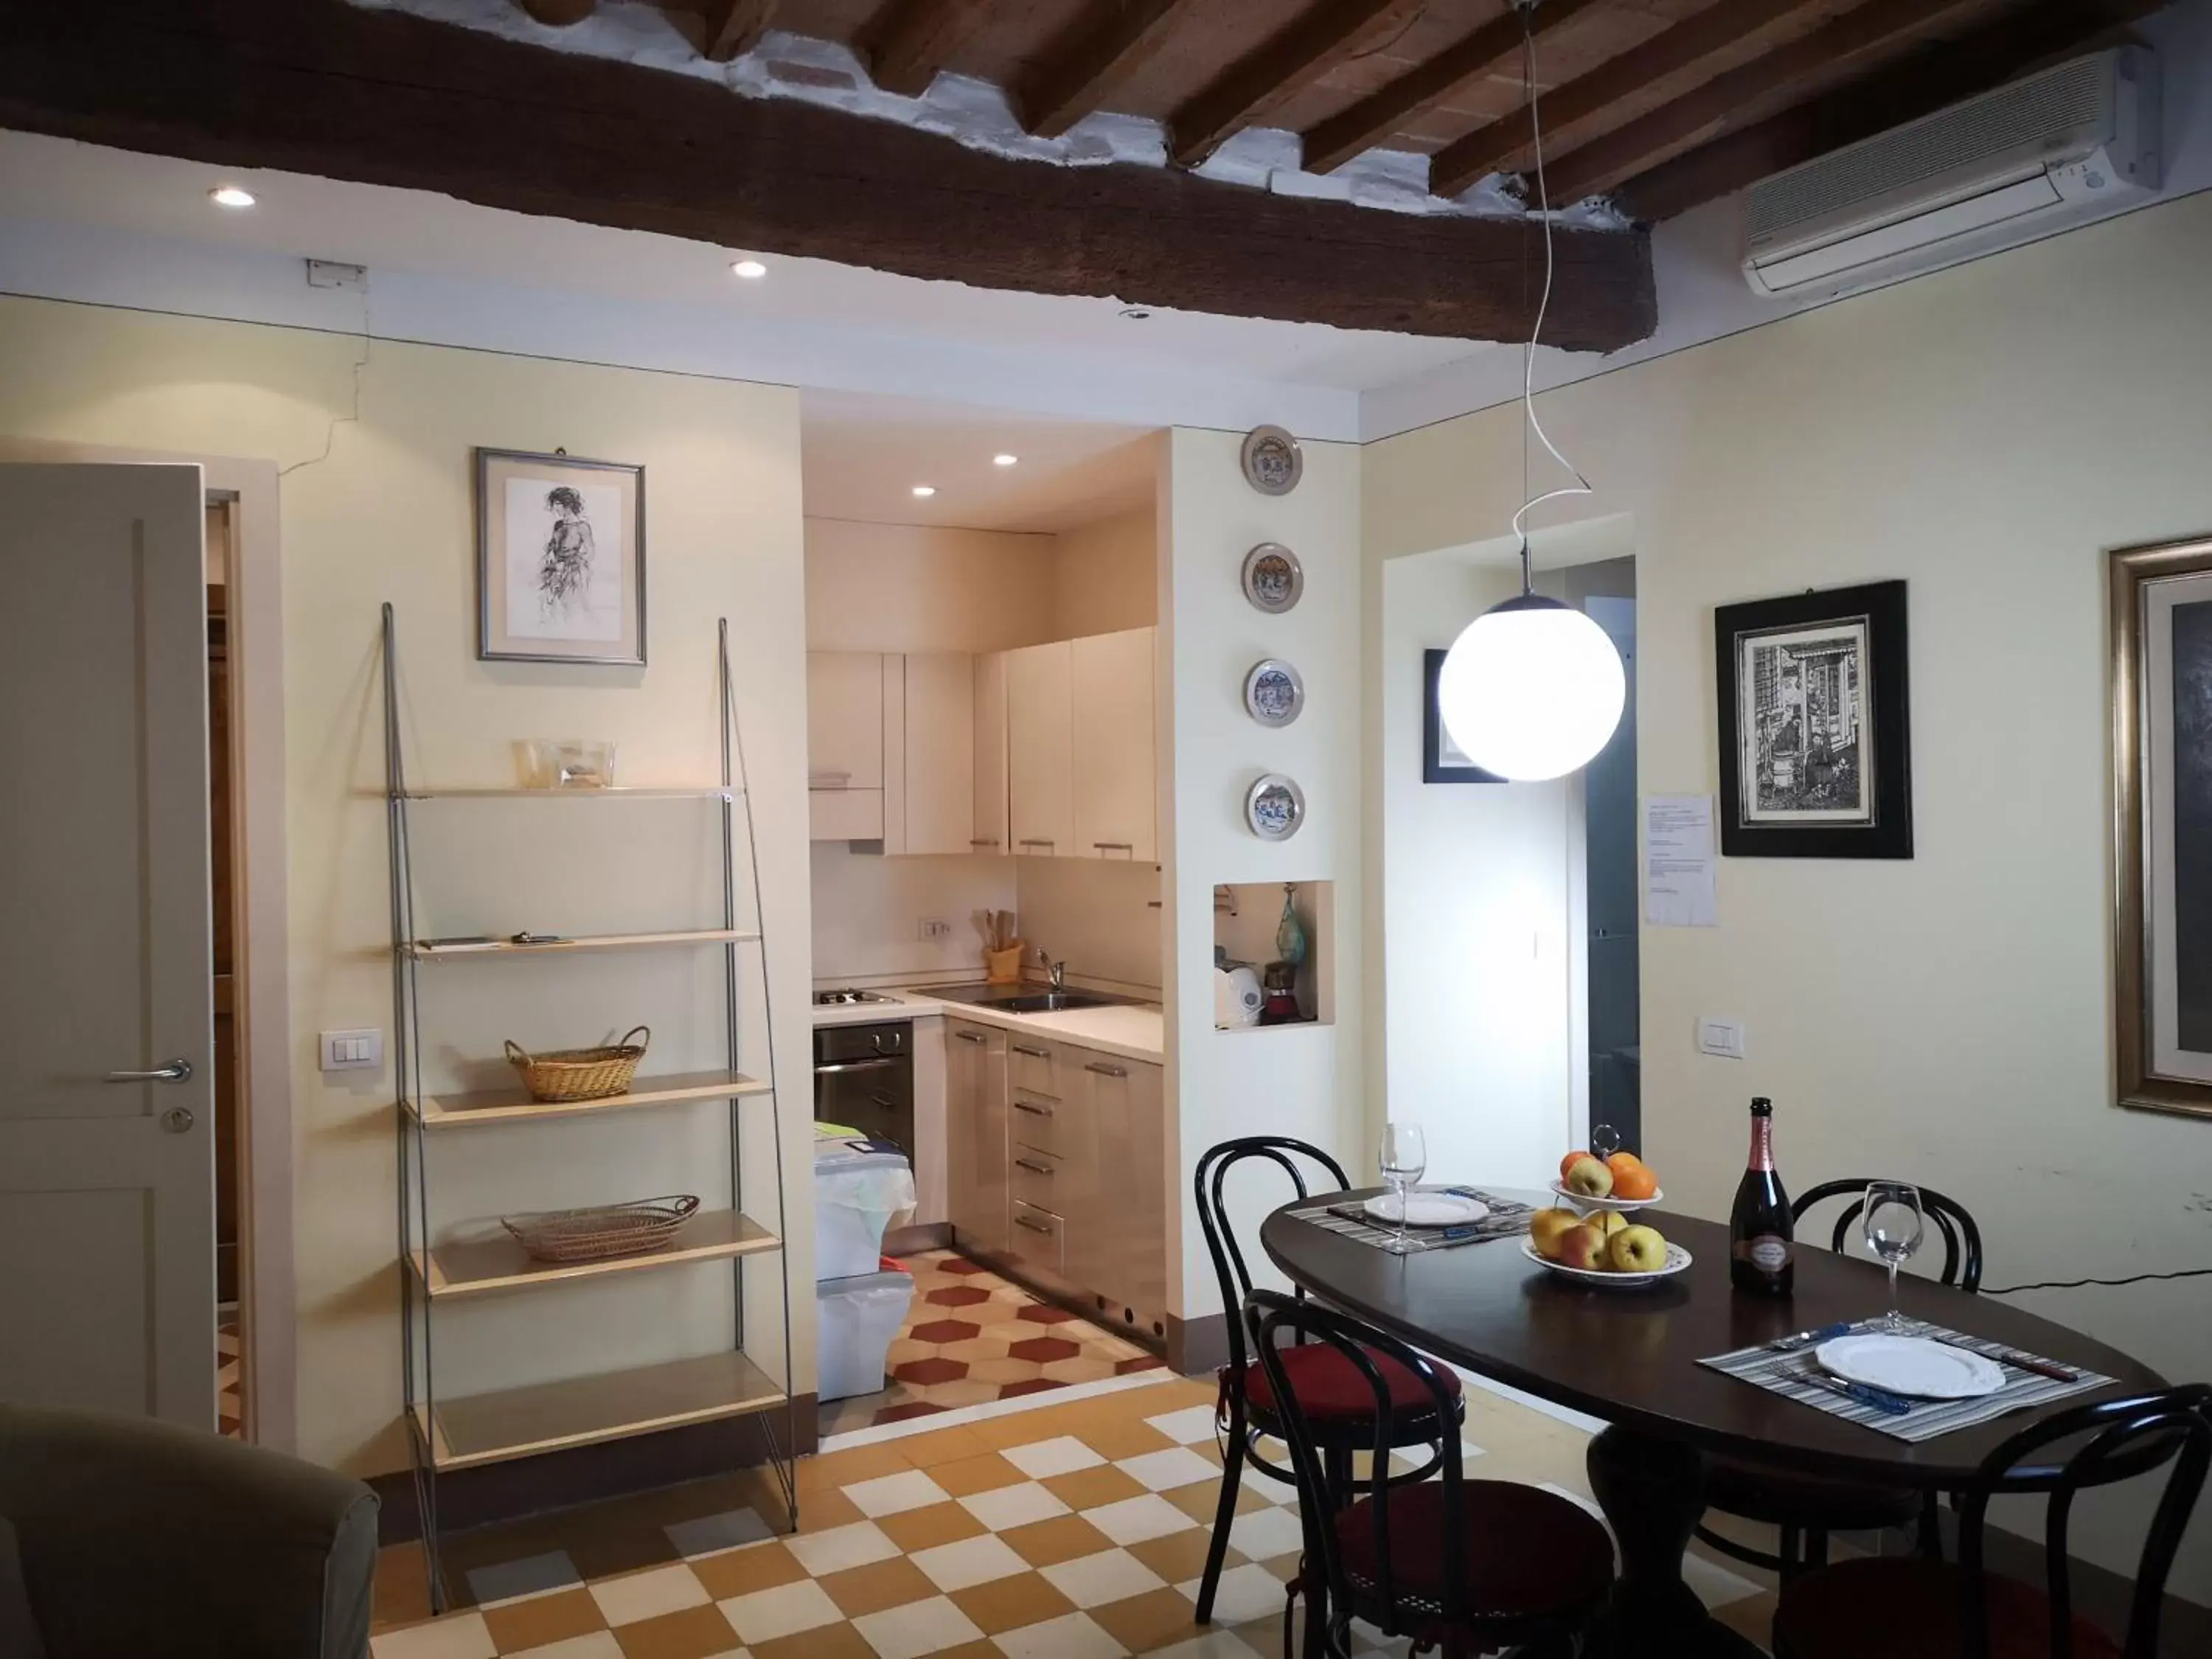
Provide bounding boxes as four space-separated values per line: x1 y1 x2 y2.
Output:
1007 1038 1063 1099
1010 1146 1060 1211
1007 1091 1063 1155
1009 1200 1063 1276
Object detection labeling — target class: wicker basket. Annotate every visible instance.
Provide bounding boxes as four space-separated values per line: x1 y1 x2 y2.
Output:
501 1194 700 1264
503 1026 650 1102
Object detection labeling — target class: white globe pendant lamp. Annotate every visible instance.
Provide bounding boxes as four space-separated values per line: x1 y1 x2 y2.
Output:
1436 0 1625 783
1438 593 1624 782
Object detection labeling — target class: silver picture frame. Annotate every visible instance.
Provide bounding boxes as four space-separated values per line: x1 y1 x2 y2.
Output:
1239 424 1303 495
1245 773 1307 841
1243 659 1304 727
1240 543 1304 614
476 447 647 666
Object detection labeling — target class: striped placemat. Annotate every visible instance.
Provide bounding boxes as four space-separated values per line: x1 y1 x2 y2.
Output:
1288 1187 1532 1253
1700 1317 2115 1442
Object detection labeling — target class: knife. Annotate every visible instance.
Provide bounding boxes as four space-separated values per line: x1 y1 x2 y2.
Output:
1934 1335 2079 1382
1787 1361 1914 1416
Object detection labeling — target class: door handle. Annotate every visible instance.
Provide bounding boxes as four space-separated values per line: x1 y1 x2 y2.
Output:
105 1059 192 1084
1011 1044 1050 1059
1012 1100 1051 1117
1015 1158 1054 1175
813 1057 900 1074
1015 1215 1054 1236
1085 1062 1127 1077
953 1031 987 1045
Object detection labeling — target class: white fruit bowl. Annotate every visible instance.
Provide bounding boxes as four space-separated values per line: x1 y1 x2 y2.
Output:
1520 1237 1691 1287
1548 1178 1666 1212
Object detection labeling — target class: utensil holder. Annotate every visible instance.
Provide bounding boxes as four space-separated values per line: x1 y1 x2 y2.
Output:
984 942 1026 984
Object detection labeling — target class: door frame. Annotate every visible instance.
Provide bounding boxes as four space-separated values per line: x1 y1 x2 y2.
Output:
0 438 295 1452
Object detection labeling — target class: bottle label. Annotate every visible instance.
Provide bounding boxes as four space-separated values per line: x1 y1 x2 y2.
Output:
1745 1236 1791 1273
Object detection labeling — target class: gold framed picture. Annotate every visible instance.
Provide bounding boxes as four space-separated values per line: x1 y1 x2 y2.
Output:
476 448 645 666
2111 532 2212 1118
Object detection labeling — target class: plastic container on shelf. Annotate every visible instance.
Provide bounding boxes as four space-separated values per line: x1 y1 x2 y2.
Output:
816 1269 917 1402
814 1130 918 1283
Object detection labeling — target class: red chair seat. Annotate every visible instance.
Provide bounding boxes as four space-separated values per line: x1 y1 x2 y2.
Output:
1774 1558 2121 1659
1332 1479 1613 1624
1242 1340 1464 1424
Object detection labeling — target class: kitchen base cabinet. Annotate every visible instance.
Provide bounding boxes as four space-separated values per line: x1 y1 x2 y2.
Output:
945 1020 1009 1259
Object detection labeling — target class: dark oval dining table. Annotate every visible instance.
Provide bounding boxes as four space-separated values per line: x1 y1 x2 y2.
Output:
1262 1194 2168 1659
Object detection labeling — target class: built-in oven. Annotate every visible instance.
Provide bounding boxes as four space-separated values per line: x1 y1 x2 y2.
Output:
812 1020 914 1156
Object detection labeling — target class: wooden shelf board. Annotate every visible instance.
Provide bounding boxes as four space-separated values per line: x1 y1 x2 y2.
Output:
410 1069 773 1129
414 1350 786 1472
411 1208 780 1299
400 785 737 800
406 929 759 959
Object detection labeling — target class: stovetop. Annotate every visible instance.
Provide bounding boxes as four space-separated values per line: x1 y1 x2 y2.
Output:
813 987 900 1006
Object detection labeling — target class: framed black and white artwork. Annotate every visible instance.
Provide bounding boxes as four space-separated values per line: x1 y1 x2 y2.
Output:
2112 533 2212 1119
1713 581 1910 858
476 448 646 666
1422 648 1502 784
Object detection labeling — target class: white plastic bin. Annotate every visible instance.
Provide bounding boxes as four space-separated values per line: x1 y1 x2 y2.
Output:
815 1133 917 1283
816 1270 916 1402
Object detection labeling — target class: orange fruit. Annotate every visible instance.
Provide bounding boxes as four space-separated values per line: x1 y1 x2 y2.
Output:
1607 1153 1658 1201
1559 1150 1593 1183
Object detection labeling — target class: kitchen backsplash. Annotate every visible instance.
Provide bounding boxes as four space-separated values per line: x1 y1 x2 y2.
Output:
1014 857 1163 993
810 843 1016 984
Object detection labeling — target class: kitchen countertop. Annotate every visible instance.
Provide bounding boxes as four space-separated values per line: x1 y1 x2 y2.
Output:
811 986 1165 1065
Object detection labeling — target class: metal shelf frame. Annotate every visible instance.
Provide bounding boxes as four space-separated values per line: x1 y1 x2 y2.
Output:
383 606 797 1612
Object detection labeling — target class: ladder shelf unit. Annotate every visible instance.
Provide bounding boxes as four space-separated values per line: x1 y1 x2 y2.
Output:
383 606 797 1613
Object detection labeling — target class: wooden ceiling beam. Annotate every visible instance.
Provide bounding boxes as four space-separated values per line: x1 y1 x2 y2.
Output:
1015 0 1201 140
858 0 997 98
0 0 1657 350
1300 0 1606 179
1428 0 1832 201
1612 0 2173 223
702 0 779 63
1167 0 1416 170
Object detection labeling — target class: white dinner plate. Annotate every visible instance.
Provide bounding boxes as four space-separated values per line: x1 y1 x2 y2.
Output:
1520 1237 1691 1287
1548 1178 1666 1211
1815 1334 2006 1399
1364 1192 1489 1228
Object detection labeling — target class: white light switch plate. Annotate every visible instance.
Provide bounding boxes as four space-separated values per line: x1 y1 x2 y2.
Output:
1697 1017 1745 1059
321 1029 383 1071
917 916 952 941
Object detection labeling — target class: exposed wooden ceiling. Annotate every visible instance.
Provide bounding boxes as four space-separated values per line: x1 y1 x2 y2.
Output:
653 0 2164 216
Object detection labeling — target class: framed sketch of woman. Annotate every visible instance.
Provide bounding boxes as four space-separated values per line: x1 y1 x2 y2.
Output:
476 448 645 665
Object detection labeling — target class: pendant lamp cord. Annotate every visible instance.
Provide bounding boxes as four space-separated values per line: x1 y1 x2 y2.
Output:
1509 0 1592 596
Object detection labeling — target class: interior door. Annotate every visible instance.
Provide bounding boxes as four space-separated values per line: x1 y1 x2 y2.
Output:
0 463 216 1428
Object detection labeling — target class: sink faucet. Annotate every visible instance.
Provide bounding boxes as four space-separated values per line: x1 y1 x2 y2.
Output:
1040 947 1066 991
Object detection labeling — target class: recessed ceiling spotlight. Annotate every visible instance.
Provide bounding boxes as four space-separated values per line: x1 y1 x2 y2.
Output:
209 185 257 209
731 258 768 279
911 484 937 498
1118 306 1152 321
992 453 1019 467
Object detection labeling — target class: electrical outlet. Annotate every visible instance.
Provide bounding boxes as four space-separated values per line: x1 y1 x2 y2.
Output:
918 917 953 942
321 1029 383 1071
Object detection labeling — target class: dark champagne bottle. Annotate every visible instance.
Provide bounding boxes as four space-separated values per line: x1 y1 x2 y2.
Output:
1729 1098 1794 1295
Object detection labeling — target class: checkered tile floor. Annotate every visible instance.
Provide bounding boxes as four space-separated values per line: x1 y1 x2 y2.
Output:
821 1252 1164 1436
218 1309 243 1440
374 1371 1787 1657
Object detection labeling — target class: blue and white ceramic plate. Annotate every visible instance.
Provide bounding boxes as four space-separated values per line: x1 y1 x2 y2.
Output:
1240 543 1304 614
1245 773 1306 841
1243 659 1304 727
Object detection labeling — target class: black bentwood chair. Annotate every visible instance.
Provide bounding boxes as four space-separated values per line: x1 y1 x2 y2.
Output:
1773 1385 2212 1659
1699 1179 1986 1580
1192 1137 1466 1627
1247 1289 1615 1659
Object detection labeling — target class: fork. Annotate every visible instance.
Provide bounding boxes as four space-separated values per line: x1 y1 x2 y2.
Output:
1786 1360 1913 1416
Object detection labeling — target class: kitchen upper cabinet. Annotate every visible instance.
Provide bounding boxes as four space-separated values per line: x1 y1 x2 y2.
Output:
945 1019 1009 1259
808 651 885 841
902 653 975 856
1071 627 1156 862
972 651 1009 856
1005 641 1074 858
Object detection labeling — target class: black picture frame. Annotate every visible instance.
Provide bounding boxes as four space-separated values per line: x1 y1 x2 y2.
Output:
1714 580 1911 858
1422 648 1503 785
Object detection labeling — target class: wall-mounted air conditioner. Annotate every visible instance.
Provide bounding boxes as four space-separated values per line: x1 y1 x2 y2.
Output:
1742 46 2159 299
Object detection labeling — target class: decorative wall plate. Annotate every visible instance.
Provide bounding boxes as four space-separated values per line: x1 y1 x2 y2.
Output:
1240 543 1304 614
1240 425 1303 495
1245 773 1307 841
1243 659 1304 727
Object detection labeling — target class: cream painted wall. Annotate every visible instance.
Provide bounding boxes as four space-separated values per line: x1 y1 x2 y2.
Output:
804 519 1056 654
1014 857 1163 993
0 293 813 1477
1366 190 2212 1601
1051 506 1158 636
811 844 1015 983
1164 428 1364 1321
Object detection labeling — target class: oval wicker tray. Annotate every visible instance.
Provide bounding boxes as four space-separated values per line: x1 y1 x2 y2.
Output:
501 1194 700 1264
504 1026 650 1102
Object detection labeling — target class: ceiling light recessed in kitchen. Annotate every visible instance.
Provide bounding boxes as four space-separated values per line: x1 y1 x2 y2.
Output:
731 259 768 279
209 186 257 209
992 453 1019 467
911 484 937 498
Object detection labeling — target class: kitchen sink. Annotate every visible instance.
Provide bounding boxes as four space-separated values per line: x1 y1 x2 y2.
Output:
989 992 1116 1013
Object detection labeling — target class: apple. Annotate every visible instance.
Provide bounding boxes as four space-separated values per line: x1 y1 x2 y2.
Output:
1557 1223 1611 1271
1559 1149 1593 1183
1587 1208 1629 1243
1528 1207 1582 1261
1609 1225 1669 1274
1564 1156 1614 1199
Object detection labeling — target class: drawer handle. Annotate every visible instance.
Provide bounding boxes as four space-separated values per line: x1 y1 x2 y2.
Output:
1093 841 1133 851
953 1031 987 1045
970 838 1001 848
1015 1158 1054 1175
1018 838 1055 849
1085 1062 1127 1077
1012 1100 1052 1117
1011 1044 1051 1059
1015 1215 1054 1236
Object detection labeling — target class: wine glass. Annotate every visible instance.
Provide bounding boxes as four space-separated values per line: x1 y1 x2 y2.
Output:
1862 1181 1924 1332
1378 1123 1428 1256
